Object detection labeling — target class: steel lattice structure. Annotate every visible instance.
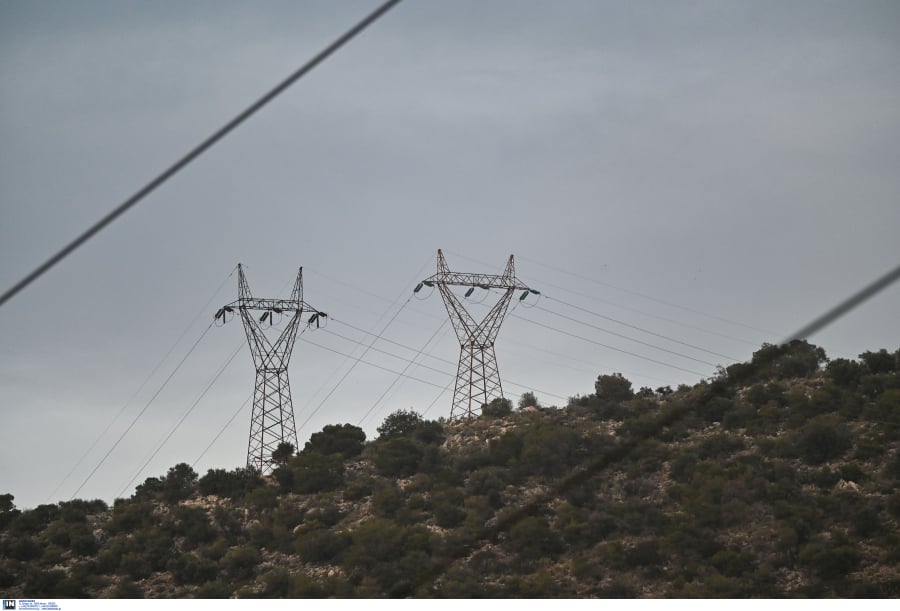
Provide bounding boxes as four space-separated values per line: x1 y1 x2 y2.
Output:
420 250 532 420
216 264 325 474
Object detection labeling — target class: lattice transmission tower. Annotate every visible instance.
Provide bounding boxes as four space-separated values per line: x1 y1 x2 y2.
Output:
417 250 535 420
216 264 326 474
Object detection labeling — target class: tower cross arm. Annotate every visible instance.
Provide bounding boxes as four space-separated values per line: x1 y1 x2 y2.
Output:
423 271 530 291
224 297 323 313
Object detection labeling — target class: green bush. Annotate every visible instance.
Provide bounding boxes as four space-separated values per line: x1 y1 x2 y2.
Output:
482 397 513 418
506 515 564 561
595 372 634 402
303 423 366 457
288 451 345 494
221 545 261 581
799 542 861 579
197 467 264 499
370 437 423 477
431 487 466 528
296 527 349 563
167 553 218 585
797 416 852 464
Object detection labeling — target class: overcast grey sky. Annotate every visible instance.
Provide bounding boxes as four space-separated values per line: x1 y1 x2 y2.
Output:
1 0 898 508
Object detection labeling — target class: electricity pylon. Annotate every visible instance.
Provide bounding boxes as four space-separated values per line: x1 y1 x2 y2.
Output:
418 250 534 420
216 264 326 474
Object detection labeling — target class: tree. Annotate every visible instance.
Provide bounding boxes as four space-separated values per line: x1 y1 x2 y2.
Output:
482 397 512 418
371 437 423 477
595 373 634 403
751 341 827 380
377 409 424 439
518 392 539 409
303 424 366 457
271 442 295 466
197 467 263 499
162 463 198 502
859 349 897 374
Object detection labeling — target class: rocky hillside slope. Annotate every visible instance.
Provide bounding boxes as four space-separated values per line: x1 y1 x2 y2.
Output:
1 342 898 598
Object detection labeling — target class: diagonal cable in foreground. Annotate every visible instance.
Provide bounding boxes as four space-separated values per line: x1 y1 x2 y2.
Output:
0 0 403 310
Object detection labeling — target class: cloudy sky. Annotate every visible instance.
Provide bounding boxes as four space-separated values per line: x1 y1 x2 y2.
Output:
1 0 898 508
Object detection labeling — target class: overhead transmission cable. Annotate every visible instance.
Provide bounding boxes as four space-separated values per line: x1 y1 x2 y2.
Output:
326 318 569 403
511 313 708 377
294 297 414 435
517 253 780 336
118 338 245 497
45 266 237 502
355 319 450 426
332 316 675 387
531 303 721 367
538 297 740 362
68 321 215 500
292 256 434 434
0 0 404 310
521 272 760 347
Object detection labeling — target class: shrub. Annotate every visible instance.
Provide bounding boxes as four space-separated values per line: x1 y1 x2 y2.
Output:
595 373 634 403
110 578 144 598
289 451 345 494
799 542 861 579
431 487 466 528
797 416 851 464
859 349 897 374
197 467 263 499
506 515 564 561
482 397 513 418
518 391 539 409
167 553 218 585
303 423 366 457
221 545 261 581
370 437 423 477
378 409 425 438
296 528 349 563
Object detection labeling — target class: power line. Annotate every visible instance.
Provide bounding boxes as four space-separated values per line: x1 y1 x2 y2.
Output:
192 394 252 470
444 249 766 345
118 339 245 497
302 333 446 390
521 272 762 347
542 296 740 362
511 312 709 377
517 253 779 336
69 322 215 500
45 267 237 503
356 319 450 426
0 0 404 310
294 297 414 435
327 318 569 402
532 303 720 367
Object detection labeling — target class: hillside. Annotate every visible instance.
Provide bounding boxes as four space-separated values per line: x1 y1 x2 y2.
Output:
1 341 898 598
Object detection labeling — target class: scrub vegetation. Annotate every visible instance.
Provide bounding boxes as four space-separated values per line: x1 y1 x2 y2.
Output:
1 341 898 598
